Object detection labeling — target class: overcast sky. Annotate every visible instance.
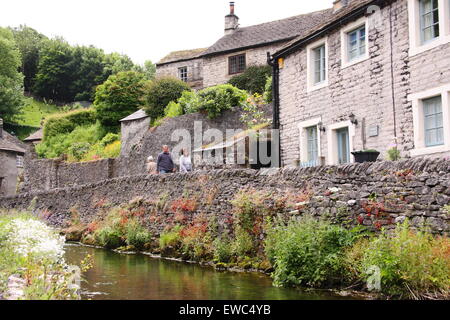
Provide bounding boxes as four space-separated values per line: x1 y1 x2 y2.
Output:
0 0 332 65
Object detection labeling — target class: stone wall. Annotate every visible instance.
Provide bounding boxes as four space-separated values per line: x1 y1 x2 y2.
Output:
202 42 285 88
0 151 20 196
278 0 450 167
1 158 448 235
21 158 116 193
120 116 150 157
156 58 204 90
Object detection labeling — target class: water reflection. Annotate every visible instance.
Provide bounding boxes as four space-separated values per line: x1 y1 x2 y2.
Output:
65 244 350 300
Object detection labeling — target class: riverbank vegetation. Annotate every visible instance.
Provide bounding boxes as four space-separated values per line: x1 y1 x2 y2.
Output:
0 213 82 300
60 189 450 300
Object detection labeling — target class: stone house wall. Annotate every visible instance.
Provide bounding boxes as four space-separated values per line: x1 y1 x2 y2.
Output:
120 116 151 157
156 58 204 90
278 0 450 167
0 151 20 196
202 42 285 88
0 158 448 236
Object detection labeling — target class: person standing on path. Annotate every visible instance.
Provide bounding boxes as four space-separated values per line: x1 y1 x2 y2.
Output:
157 145 175 174
179 148 192 173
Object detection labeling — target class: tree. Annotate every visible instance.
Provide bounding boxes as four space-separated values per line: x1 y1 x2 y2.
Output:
10 25 47 92
143 60 156 80
0 27 24 122
33 37 74 102
143 77 191 123
93 71 148 129
228 65 272 95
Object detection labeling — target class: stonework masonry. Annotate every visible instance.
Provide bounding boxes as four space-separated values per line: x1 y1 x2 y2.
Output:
1 158 448 236
278 0 450 167
156 57 204 90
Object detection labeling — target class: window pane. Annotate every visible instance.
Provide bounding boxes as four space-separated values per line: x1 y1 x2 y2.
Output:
420 0 440 43
347 26 366 61
313 45 325 83
423 96 444 147
306 126 318 162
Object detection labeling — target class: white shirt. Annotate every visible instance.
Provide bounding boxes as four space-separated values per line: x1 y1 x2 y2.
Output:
179 155 192 173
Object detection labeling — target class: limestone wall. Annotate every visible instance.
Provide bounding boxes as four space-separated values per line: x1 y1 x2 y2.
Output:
156 58 204 90
2 158 448 235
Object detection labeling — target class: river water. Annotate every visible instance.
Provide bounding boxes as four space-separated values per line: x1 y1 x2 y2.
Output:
65 243 353 300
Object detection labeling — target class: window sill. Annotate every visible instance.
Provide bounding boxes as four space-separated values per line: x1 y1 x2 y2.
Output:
307 80 329 93
410 144 450 157
409 35 450 57
341 53 369 69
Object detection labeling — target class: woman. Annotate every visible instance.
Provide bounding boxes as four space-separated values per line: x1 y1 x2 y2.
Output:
146 156 157 175
179 148 192 173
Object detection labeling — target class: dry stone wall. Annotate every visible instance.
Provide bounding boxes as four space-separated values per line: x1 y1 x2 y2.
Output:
2 158 448 236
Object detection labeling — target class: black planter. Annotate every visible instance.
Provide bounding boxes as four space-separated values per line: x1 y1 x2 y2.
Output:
351 151 380 163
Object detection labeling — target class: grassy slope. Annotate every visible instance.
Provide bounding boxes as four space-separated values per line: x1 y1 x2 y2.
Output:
15 97 60 127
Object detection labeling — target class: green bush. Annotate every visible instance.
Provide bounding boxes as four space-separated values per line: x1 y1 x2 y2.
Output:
263 76 273 103
164 101 183 118
213 237 233 263
231 227 255 257
159 225 183 249
186 84 248 119
359 220 450 298
68 142 91 161
43 108 96 139
100 133 119 146
94 71 148 129
265 215 358 287
125 219 152 250
228 65 272 94
144 77 191 124
95 226 124 249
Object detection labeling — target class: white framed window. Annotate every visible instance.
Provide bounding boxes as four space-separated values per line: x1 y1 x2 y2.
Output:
327 121 356 165
178 67 188 82
16 155 24 168
298 117 322 167
307 38 328 92
408 0 450 56
340 17 369 69
409 84 450 156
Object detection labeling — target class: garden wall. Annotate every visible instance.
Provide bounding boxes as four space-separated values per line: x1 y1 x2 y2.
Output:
2 158 449 236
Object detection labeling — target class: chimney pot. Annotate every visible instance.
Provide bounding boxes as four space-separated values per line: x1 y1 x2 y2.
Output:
333 0 349 12
225 2 239 35
230 2 235 15
0 118 3 139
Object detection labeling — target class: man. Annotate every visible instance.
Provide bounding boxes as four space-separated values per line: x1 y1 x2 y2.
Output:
157 145 175 174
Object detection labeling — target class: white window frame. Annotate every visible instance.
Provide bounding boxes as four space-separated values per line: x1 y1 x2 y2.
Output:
340 17 369 69
178 67 188 82
408 0 450 56
409 84 450 156
298 117 322 165
327 120 356 165
306 38 329 92
16 155 24 168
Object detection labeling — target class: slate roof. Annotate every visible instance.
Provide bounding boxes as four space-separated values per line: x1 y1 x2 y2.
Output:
24 128 43 142
119 109 149 122
274 0 378 57
202 8 334 57
0 131 26 154
157 48 207 66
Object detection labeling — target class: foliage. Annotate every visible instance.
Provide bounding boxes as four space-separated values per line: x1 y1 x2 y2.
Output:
12 97 59 127
240 94 272 129
213 237 233 263
265 215 360 287
387 147 401 161
0 27 24 122
42 108 97 139
263 76 273 104
359 220 450 299
159 225 184 249
179 215 213 261
124 218 152 250
231 227 255 257
93 71 148 128
143 60 156 80
0 213 80 300
164 101 184 118
228 65 272 95
10 25 47 92
143 77 191 123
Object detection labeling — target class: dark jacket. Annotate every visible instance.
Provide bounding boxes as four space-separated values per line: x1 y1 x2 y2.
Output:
157 152 174 172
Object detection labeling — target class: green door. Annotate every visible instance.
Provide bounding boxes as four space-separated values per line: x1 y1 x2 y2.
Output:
337 128 350 164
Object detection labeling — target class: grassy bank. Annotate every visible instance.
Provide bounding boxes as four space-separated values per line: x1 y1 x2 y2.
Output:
0 212 82 300
63 192 450 300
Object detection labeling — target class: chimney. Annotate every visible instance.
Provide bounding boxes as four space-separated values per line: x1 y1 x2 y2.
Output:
0 118 3 139
333 0 349 12
225 2 239 35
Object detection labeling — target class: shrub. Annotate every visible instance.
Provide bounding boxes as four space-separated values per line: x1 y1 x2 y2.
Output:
231 227 255 257
125 219 152 250
95 226 124 249
228 65 272 94
213 237 233 263
265 215 358 287
359 220 450 298
263 76 272 103
43 108 97 139
94 71 148 128
164 101 184 118
68 142 91 161
100 133 119 146
144 77 191 123
159 225 183 249
387 147 401 161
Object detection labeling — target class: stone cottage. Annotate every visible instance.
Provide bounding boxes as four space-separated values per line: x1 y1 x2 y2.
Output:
156 2 333 89
269 0 450 167
0 118 26 196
